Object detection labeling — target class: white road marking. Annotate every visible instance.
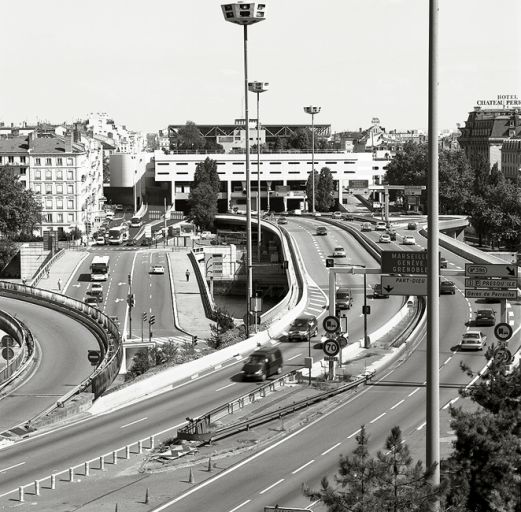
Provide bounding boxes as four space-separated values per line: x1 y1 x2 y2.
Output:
120 417 147 429
442 397 459 410
390 399 405 410
370 412 386 424
227 500 251 512
287 354 302 361
0 462 25 473
347 428 361 439
259 478 284 494
292 459 315 474
408 387 420 397
215 383 236 392
443 356 452 365
417 422 426 431
321 442 341 455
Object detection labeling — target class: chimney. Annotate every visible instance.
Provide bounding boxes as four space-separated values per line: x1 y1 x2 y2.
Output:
65 132 73 153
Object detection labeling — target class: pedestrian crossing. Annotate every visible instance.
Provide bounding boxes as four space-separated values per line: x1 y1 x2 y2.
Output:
152 335 194 345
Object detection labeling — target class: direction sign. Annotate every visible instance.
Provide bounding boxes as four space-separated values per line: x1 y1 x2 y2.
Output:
1 347 14 360
465 263 518 278
322 338 340 357
465 278 518 289
323 315 340 333
381 275 427 296
464 289 517 299
494 322 513 342
381 250 427 275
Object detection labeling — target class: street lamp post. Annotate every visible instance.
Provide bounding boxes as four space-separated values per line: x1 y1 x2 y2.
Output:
222 2 266 338
248 81 269 262
304 106 321 213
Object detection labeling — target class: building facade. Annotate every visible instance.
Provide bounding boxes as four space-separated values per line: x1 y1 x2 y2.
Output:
500 138 521 183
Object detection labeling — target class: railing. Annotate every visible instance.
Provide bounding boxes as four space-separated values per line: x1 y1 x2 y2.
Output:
29 248 64 287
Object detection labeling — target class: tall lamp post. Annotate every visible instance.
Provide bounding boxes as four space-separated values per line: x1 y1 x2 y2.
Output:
248 81 269 262
222 2 266 338
304 106 321 213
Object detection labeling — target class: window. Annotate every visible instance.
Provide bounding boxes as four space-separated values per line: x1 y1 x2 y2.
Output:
176 172 188 175
20 156 26 164
67 170 74 180
56 170 63 180
175 162 188 166
57 157 63 166
68 213 74 222
57 199 63 209
33 184 41 194
46 184 52 195
270 171 282 174
8 156 14 164
45 170 52 180
66 157 74 166
157 172 169 175
19 168 26 175
67 185 74 194
46 158 52 166
233 162 244 165
269 162 281 165
35 170 41 180
57 213 63 223
0 156 2 163
45 199 53 209
35 158 41 166
56 184 63 194
44 213 52 223
67 199 74 209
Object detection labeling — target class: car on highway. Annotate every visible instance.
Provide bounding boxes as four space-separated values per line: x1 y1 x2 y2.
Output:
89 283 103 296
373 283 388 298
402 235 416 245
361 222 372 232
277 216 288 225
386 229 397 241
336 287 353 310
475 309 496 326
84 296 101 307
333 246 346 257
331 211 342 219
440 281 456 295
316 226 328 236
378 233 391 243
375 221 387 231
440 256 448 268
287 315 318 341
150 265 165 274
342 213 354 221
241 346 283 381
460 331 486 351
407 221 418 230
313 212 322 217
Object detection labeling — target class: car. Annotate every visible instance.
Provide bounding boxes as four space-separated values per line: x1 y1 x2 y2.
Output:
316 226 328 236
379 233 391 243
440 280 456 295
332 211 342 219
150 265 165 274
460 331 486 351
342 213 354 221
333 246 346 257
375 221 387 231
95 236 105 245
200 231 216 239
126 239 137 246
241 346 283 381
361 222 372 232
89 283 103 296
407 222 418 230
313 212 322 217
373 283 388 298
475 309 496 327
105 210 115 219
287 315 318 341
386 229 397 241
336 287 353 310
115 204 124 211
402 235 416 245
440 257 448 268
84 296 100 307
277 216 288 225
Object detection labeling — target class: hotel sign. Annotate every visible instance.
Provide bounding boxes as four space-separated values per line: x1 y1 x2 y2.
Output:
476 94 521 108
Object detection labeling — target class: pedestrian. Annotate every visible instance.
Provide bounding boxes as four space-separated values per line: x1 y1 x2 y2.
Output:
57 277 62 291
185 269 190 282
22 278 27 286
46 268 50 279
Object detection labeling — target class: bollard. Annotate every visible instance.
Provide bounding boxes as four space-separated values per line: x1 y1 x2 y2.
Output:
84 461 90 476
138 440 143 454
144 487 149 505
34 479 40 496
99 455 105 471
69 467 74 482
113 450 118 464
18 486 24 502
125 446 130 459
149 436 154 450
207 457 212 472
50 474 56 490
188 468 195 484
115 504 118 512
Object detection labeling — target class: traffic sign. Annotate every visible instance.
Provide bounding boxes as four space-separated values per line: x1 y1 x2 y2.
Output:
87 350 101 365
336 335 348 348
494 322 513 341
464 289 517 299
465 278 518 289
323 315 340 333
465 263 518 278
381 275 427 296
403 187 422 196
1 347 14 360
1 335 15 348
322 338 340 357
493 347 512 365
381 250 427 275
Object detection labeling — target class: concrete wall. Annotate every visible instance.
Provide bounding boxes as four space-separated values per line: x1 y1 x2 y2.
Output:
19 243 50 280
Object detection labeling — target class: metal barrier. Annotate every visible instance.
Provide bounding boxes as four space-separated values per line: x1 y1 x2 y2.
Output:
29 248 64 287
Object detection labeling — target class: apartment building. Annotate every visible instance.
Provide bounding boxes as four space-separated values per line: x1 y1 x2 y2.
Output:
500 138 521 183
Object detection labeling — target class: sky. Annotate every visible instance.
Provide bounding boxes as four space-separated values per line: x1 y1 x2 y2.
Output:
2 0 520 134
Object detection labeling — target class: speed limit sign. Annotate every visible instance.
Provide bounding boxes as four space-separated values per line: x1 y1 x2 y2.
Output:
322 338 340 357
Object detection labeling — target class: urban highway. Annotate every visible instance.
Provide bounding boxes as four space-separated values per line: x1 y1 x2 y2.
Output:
0 216 518 511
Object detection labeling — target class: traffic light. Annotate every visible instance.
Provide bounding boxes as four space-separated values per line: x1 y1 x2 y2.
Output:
142 312 147 322
149 314 156 326
192 335 198 346
326 258 334 268
127 294 135 307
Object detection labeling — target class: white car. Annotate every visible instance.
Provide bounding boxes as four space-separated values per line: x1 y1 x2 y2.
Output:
379 233 391 243
150 265 165 274
313 212 322 217
200 231 216 239
402 235 416 245
96 236 105 245
375 221 387 231
90 283 103 294
331 212 342 219
333 246 346 257
460 331 486 351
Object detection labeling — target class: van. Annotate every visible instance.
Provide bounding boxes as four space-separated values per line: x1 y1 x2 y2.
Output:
241 346 283 381
336 286 353 310
316 226 328 236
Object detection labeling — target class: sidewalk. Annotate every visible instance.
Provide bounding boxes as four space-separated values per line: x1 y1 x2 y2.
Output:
33 250 89 294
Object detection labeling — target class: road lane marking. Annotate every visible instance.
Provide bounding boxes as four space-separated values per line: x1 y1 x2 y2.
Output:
408 387 420 397
443 356 452 365
228 500 251 512
442 397 459 410
321 442 341 455
120 417 147 429
390 399 405 410
417 422 426 431
259 478 284 494
0 462 25 473
215 383 236 392
347 428 361 439
292 459 315 474
370 412 386 424
287 354 302 361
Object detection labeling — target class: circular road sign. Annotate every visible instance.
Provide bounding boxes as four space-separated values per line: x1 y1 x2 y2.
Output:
1 335 15 348
494 322 513 342
323 315 340 333
337 335 349 348
323 338 340 357
1 347 14 360
494 347 512 365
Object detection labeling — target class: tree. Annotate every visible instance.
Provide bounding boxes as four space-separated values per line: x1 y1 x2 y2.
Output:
193 157 220 194
288 128 312 150
306 169 319 211
316 167 335 212
304 425 440 512
188 183 218 231
176 121 206 151
438 150 474 214
209 307 236 349
0 238 18 273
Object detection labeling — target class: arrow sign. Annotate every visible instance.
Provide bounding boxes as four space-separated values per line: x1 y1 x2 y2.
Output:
465 263 518 278
465 278 517 289
118 282 126 286
72 284 81 288
381 275 428 296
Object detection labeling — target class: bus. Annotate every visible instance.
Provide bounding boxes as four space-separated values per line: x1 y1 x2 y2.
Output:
90 255 110 281
108 225 129 245
130 216 142 228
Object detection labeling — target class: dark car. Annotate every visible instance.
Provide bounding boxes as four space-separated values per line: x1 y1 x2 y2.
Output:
373 283 389 298
475 309 496 326
336 287 353 310
241 346 283 381
386 229 397 241
440 257 448 269
287 315 318 341
407 222 418 230
440 281 456 295
126 239 137 246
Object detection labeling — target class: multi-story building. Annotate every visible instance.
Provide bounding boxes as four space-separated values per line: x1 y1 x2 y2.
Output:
458 106 521 170
86 112 144 154
500 138 521 183
0 131 104 236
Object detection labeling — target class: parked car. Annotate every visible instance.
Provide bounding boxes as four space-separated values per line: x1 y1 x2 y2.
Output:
241 346 283 381
407 222 418 230
475 309 496 327
440 281 456 295
460 331 486 351
287 315 318 341
333 246 346 257
402 235 416 245
379 233 391 243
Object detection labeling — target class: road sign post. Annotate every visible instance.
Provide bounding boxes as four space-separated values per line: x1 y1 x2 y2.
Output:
494 322 513 342
465 263 518 278
381 250 427 275
323 315 340 333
